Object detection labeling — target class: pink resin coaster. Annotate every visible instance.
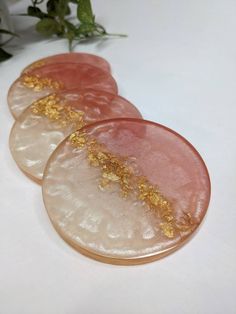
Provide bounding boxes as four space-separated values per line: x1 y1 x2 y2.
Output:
9 89 142 182
42 118 211 265
21 52 111 74
8 62 118 119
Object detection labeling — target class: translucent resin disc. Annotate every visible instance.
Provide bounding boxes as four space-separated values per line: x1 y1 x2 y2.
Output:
8 63 118 119
22 52 111 74
9 89 142 182
42 119 211 265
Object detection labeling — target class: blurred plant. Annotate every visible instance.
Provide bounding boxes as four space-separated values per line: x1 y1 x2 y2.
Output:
0 0 126 62
24 0 126 50
0 16 18 62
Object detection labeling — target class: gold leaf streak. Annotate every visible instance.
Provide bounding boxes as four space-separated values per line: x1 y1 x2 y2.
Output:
31 94 86 129
68 132 195 238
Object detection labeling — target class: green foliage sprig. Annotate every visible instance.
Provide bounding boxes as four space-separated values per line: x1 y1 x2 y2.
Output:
0 0 126 62
26 0 126 50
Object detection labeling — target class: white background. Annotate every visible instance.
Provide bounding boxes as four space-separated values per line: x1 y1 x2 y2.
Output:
1 0 236 313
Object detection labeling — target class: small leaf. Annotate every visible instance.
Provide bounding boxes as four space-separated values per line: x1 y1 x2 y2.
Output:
0 47 12 62
94 23 106 35
77 23 95 37
56 0 70 19
47 0 59 16
77 0 94 24
27 6 47 19
36 18 60 36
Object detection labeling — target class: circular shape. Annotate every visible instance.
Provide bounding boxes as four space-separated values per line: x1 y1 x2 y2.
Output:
21 53 111 74
8 62 118 119
42 118 211 265
9 89 142 182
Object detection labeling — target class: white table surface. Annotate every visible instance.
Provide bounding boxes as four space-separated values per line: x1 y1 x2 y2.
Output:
1 1 236 313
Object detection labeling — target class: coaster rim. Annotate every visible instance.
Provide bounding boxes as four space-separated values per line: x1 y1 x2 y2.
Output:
21 52 111 74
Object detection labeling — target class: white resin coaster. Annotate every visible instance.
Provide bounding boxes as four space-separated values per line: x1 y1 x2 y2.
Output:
9 89 142 182
42 119 211 265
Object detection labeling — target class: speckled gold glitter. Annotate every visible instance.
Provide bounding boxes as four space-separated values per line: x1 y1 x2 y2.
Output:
69 132 195 238
31 94 85 129
22 74 62 91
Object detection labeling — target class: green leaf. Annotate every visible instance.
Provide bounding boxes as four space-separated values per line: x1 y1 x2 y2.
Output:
56 0 70 19
47 0 59 16
36 18 60 36
0 47 12 62
27 6 47 19
94 23 106 35
77 0 94 24
47 0 71 17
77 23 95 37
15 0 126 56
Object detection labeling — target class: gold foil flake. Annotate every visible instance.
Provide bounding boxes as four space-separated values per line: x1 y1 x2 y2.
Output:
137 177 171 210
88 153 100 167
69 132 87 148
103 172 120 182
68 133 194 238
137 177 175 237
160 222 175 238
85 141 133 198
22 74 62 91
31 95 86 129
98 178 111 190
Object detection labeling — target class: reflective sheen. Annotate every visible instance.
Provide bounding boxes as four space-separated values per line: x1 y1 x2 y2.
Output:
42 119 211 264
9 90 142 182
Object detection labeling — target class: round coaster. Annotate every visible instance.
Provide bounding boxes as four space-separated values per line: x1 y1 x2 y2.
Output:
22 52 111 74
8 62 118 119
9 89 142 182
42 118 211 265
